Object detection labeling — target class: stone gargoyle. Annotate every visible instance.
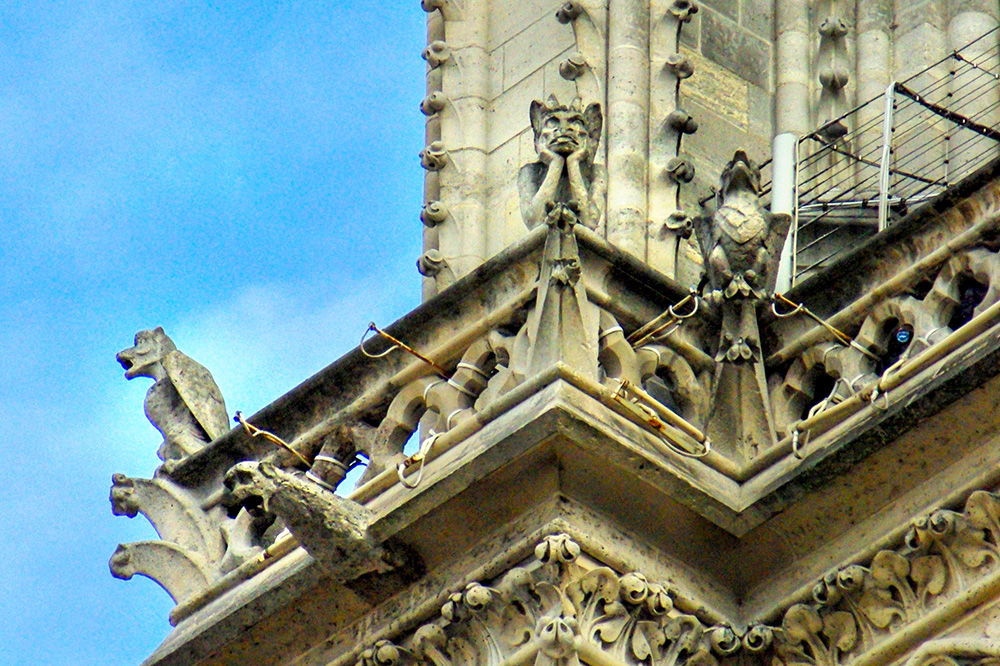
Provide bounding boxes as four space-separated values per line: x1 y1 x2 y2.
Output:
117 327 229 462
694 150 791 459
518 95 607 230
222 461 414 582
695 150 791 361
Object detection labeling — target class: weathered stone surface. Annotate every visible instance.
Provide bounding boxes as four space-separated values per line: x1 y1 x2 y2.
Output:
518 96 606 231
698 0 737 22
701 9 771 89
741 0 773 40
117 327 229 462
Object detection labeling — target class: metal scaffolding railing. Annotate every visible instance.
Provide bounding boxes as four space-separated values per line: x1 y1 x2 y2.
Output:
787 26 1000 284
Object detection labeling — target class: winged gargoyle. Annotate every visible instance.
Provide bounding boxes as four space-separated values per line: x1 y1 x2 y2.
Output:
117 327 229 462
222 461 414 582
695 150 791 361
694 150 791 460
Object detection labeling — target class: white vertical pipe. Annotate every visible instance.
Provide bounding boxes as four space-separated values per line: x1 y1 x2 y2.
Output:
772 133 798 292
606 0 650 259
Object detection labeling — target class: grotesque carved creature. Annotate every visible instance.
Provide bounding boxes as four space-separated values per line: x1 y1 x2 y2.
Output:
695 150 791 360
518 95 606 231
117 327 229 462
695 151 791 460
223 461 413 581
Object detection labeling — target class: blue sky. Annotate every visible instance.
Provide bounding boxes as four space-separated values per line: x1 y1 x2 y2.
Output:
0 3 426 663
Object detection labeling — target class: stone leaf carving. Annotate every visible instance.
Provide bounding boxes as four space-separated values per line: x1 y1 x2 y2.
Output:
223 461 417 582
357 534 736 666
770 490 1000 666
518 95 607 231
116 327 229 462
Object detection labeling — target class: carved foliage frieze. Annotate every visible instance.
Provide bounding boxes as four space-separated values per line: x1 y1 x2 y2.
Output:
357 535 736 666
769 491 1000 666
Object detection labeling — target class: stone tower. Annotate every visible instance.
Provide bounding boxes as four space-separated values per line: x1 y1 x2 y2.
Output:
110 2 1000 666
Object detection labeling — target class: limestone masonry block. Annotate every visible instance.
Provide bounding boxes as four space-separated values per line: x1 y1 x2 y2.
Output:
502 15 575 90
487 69 544 152
741 0 773 40
701 9 771 90
680 49 750 130
489 0 557 49
699 0 736 22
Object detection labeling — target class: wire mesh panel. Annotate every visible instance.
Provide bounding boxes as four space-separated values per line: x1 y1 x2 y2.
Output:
789 26 1000 284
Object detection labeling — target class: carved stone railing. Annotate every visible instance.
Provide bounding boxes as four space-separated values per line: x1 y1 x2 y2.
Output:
112 161 1000 630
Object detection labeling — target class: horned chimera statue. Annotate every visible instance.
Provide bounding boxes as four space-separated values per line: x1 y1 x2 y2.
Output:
518 95 606 231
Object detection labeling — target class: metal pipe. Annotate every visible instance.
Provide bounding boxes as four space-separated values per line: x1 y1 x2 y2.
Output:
877 82 896 231
772 132 799 291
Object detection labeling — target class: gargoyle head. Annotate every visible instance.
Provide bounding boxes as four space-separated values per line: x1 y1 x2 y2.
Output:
530 95 602 160
109 473 140 518
116 327 176 380
718 149 761 199
222 461 278 519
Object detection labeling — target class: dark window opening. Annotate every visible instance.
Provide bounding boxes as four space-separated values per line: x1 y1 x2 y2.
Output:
947 274 989 330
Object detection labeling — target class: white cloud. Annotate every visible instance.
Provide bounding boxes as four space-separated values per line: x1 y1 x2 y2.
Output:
172 265 420 419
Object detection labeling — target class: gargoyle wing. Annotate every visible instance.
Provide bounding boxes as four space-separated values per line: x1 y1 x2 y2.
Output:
767 212 792 254
764 212 793 290
163 351 230 442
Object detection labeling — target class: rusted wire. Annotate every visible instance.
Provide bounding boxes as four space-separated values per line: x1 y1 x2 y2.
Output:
361 322 449 377
234 411 312 468
396 431 442 489
627 292 699 347
772 293 880 362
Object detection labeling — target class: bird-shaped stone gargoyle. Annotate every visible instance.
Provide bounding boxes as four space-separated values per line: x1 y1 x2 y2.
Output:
694 150 791 460
222 461 416 583
117 327 229 463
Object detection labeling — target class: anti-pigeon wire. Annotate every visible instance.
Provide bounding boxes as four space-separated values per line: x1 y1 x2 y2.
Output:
360 322 450 378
